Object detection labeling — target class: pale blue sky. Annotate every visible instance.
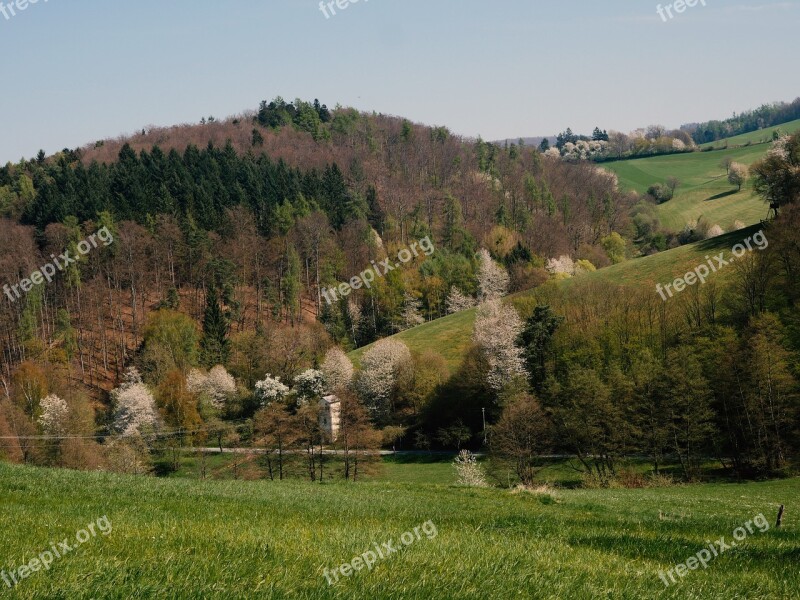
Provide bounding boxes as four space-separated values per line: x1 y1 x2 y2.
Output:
0 0 798 162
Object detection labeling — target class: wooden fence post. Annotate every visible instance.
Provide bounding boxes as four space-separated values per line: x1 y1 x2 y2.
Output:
776 504 785 528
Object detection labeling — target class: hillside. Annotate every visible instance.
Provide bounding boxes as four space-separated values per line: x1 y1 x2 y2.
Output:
351 225 762 371
702 118 800 150
1 462 797 599
601 120 800 232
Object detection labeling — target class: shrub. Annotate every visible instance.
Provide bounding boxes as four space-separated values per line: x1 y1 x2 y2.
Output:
453 450 489 487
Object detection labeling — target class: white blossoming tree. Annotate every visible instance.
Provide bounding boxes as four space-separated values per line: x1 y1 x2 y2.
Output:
38 394 69 436
321 347 354 392
446 286 476 314
473 299 528 391
111 367 161 437
355 339 413 421
400 293 425 330
545 255 575 277
294 369 326 404
255 374 290 407
186 369 207 397
453 449 488 487
477 249 510 301
728 162 748 191
187 365 236 410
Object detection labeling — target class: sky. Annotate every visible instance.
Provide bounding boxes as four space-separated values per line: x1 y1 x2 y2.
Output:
0 0 798 162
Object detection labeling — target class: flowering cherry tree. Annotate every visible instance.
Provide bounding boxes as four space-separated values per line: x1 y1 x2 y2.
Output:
446 286 476 314
294 369 326 404
477 249 510 301
400 293 425 330
321 347 354 391
545 255 576 276
37 394 69 436
111 367 161 437
473 300 528 391
255 374 290 406
355 339 412 420
187 365 236 410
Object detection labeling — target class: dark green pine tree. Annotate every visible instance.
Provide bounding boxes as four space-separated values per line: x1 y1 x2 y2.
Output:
200 286 230 368
520 305 564 392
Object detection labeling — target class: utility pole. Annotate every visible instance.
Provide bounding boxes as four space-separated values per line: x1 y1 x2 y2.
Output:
482 407 486 444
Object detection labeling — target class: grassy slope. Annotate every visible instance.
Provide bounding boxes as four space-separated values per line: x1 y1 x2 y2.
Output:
604 145 767 231
601 119 800 231
350 306 476 371
351 226 761 372
703 118 800 149
0 463 797 599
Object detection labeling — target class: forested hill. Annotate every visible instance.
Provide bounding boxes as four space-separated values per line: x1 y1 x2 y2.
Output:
0 98 632 395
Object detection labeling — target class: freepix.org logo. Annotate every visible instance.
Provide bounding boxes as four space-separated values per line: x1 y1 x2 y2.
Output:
656 0 707 23
318 0 369 20
3 227 114 304
655 230 768 301
0 0 50 23
321 236 434 305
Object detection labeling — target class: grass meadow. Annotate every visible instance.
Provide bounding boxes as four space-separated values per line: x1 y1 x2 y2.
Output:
0 462 797 599
600 121 800 232
602 145 769 231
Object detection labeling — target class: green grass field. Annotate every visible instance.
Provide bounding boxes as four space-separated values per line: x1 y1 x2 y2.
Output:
600 121 800 232
350 307 477 371
1 462 797 599
603 145 769 231
702 119 800 150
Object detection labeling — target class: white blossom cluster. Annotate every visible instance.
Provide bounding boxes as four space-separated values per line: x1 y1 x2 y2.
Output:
254 374 290 406
561 139 609 161
294 369 326 404
453 449 488 487
477 249 510 301
446 286 476 314
321 347 354 391
545 255 576 276
186 365 236 410
111 367 161 437
400 293 425 330
768 135 791 161
355 339 412 417
473 300 528 391
37 394 69 436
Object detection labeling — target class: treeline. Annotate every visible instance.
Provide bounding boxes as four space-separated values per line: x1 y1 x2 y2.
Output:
685 97 800 145
514 217 800 480
15 143 362 235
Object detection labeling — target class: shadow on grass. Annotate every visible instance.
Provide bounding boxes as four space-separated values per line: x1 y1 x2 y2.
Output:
694 224 764 252
705 189 738 201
